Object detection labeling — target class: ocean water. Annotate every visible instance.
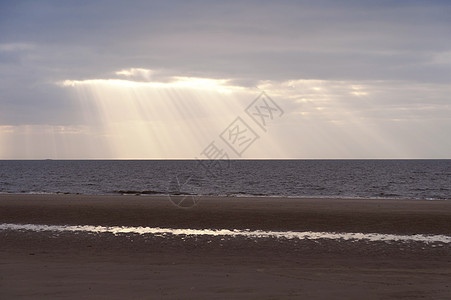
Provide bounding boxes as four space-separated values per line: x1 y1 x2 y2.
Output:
0 160 449 200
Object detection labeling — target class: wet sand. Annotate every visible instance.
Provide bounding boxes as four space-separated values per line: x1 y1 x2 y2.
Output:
1 194 451 299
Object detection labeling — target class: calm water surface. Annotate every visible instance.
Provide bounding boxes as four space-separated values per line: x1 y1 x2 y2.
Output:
0 160 449 200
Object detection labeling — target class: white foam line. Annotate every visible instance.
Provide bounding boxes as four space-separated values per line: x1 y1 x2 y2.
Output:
1 223 450 244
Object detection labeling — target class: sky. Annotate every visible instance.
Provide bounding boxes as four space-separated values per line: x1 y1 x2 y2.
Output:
0 0 450 159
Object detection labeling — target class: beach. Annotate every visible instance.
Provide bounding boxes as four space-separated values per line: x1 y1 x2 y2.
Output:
1 194 450 299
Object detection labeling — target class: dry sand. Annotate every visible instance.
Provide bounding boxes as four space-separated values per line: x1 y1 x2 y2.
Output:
1 194 450 299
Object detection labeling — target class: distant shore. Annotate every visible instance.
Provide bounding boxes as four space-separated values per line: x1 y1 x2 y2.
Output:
1 194 450 299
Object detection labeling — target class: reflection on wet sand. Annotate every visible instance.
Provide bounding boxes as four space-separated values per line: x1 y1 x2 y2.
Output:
1 223 450 244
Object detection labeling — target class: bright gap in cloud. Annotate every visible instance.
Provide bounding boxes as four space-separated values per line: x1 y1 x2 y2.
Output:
61 69 244 94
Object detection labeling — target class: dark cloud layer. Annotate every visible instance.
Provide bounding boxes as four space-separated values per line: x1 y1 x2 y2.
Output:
2 0 450 82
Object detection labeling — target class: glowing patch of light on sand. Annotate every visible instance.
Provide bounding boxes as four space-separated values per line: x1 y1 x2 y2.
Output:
1 223 450 244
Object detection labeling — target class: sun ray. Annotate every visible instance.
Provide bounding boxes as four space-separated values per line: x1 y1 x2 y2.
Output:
61 72 259 159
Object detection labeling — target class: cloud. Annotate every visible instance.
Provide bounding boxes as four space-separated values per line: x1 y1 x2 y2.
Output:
0 43 34 52
115 68 154 81
2 1 451 82
0 1 450 158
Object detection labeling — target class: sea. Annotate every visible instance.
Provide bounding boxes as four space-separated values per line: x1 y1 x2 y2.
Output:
0 160 450 200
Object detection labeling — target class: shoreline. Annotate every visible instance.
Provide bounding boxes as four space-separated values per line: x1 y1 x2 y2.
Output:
1 191 449 201
1 194 451 234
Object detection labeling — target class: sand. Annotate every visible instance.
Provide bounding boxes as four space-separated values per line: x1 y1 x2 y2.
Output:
1 194 450 299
